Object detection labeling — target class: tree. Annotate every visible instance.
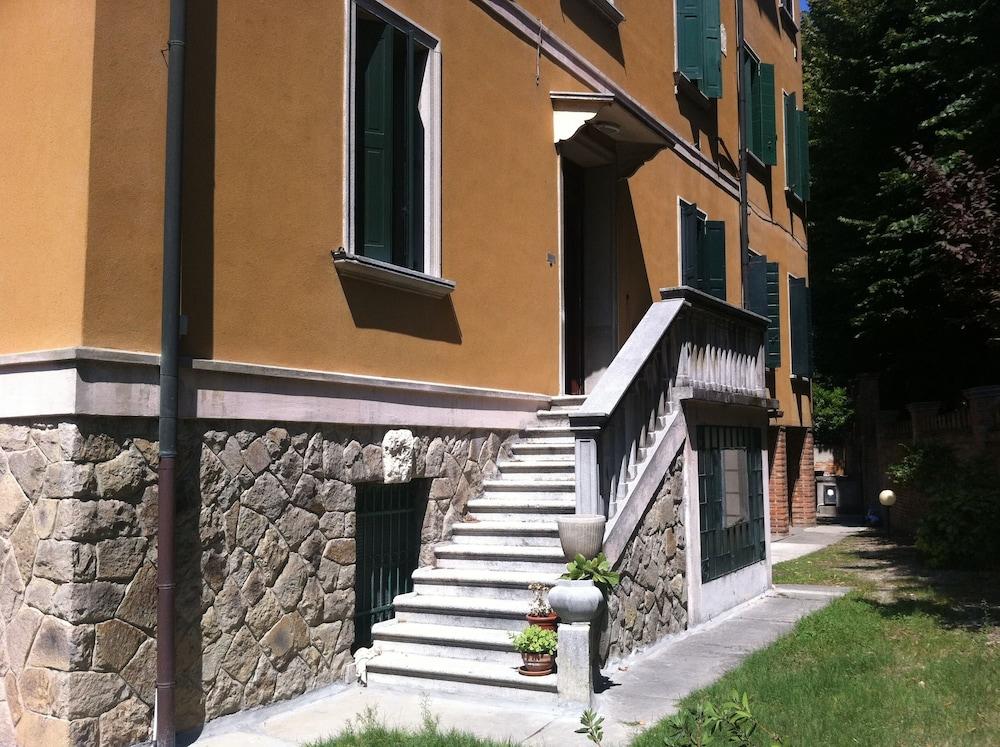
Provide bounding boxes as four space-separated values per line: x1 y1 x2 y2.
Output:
803 0 1000 404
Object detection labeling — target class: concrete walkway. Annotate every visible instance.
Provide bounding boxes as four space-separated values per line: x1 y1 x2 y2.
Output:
770 521 863 565
186 585 846 747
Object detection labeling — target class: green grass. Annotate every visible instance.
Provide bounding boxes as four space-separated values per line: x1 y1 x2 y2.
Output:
636 532 1000 746
306 706 515 747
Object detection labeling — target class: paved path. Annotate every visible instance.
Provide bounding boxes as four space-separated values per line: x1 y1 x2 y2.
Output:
186 586 845 747
769 522 863 565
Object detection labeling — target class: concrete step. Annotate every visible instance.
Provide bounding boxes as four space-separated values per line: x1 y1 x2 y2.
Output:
509 441 575 459
535 410 571 426
434 543 567 572
411 567 561 600
495 461 574 480
371 620 521 663
392 592 530 630
549 395 587 408
521 425 575 441
483 478 574 493
468 497 574 522
451 520 560 547
366 652 557 701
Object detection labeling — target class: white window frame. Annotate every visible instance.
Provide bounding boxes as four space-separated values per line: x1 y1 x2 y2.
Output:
343 0 443 276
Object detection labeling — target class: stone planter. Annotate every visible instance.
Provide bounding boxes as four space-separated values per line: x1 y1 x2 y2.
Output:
548 579 603 623
519 652 555 676
556 515 606 561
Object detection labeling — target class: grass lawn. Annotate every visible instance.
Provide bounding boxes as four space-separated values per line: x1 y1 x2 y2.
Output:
636 531 1000 746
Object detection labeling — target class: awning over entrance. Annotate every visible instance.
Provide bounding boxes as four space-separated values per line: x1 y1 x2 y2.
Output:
551 91 670 177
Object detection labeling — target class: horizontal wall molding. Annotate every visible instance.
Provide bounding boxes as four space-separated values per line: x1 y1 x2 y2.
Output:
0 348 548 430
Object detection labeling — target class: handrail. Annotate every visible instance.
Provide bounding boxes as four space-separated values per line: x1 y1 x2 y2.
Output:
570 287 770 521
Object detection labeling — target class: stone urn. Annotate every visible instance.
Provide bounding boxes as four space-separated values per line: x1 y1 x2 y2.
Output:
555 515 606 562
548 579 604 623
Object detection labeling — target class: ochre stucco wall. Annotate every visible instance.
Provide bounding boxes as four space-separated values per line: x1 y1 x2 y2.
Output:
0 1 96 354
6 0 811 420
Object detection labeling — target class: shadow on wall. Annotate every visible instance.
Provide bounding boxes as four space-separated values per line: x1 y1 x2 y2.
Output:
560 0 624 65
181 0 219 360
339 277 463 344
615 181 653 342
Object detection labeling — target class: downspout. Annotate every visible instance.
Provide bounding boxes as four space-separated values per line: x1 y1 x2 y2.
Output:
157 0 185 745
735 0 750 307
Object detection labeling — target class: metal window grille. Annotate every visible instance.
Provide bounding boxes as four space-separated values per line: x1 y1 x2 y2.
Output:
698 426 765 582
354 481 425 649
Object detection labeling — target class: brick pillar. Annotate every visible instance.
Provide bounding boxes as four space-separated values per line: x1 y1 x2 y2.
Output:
768 426 789 535
790 428 816 527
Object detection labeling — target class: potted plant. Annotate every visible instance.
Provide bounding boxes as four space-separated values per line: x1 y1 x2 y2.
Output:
510 625 558 676
548 552 621 623
526 582 558 630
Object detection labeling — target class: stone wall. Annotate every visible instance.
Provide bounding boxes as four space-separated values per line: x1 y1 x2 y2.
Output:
599 455 686 664
0 418 512 747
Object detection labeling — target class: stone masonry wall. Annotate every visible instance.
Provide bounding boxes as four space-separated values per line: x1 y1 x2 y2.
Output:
599 455 686 664
0 418 512 747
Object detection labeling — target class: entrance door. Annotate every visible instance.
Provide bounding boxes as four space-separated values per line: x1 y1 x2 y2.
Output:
562 159 616 395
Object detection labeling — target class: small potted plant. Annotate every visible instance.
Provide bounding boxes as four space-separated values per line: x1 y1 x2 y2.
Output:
548 552 621 623
526 582 558 630
510 625 558 676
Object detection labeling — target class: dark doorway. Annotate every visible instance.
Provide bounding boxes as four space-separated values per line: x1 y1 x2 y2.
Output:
562 156 617 395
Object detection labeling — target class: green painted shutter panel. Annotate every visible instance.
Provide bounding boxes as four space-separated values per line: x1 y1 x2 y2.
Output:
681 202 700 287
701 0 722 98
743 57 757 156
747 255 767 317
357 19 395 263
797 109 810 202
678 0 704 81
758 63 777 165
765 261 781 368
789 277 812 377
784 92 799 197
703 220 726 301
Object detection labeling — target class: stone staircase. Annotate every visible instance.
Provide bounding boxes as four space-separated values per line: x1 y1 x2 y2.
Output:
365 395 585 699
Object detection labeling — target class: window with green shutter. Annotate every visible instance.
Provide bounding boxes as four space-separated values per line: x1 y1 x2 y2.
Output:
783 92 811 202
676 0 723 99
356 12 428 271
698 426 766 583
681 200 727 301
747 255 781 368
789 276 812 378
743 56 777 166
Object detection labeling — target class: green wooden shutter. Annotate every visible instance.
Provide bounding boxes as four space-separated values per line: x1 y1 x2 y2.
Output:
357 19 395 263
681 201 700 287
747 254 767 316
759 63 777 165
796 109 810 202
765 261 781 368
789 277 812 377
743 57 757 157
702 220 726 301
784 92 799 197
701 0 722 98
677 0 704 82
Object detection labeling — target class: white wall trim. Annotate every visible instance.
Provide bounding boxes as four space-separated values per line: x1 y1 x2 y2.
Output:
342 0 443 276
0 348 548 429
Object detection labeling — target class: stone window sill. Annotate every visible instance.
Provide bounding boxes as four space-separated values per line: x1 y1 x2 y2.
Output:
585 0 625 25
331 250 456 299
674 72 712 110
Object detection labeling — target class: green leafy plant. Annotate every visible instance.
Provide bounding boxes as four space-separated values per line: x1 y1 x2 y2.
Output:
888 444 1000 569
661 691 781 746
576 709 605 746
560 552 620 592
811 378 854 445
508 625 557 655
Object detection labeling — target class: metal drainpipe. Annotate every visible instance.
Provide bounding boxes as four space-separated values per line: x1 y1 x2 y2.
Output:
736 0 750 307
157 0 185 744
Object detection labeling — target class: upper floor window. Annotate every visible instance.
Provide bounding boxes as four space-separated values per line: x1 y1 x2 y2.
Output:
743 55 777 166
677 0 723 99
346 1 441 279
680 200 726 301
788 275 813 378
783 92 811 202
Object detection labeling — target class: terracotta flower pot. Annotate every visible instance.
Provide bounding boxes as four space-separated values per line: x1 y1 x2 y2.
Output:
519 652 554 676
526 612 559 631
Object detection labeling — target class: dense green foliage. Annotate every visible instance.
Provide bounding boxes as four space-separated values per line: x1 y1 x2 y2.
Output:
804 0 1000 403
888 444 1000 568
658 692 781 747
508 625 557 655
561 552 621 591
811 378 854 444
